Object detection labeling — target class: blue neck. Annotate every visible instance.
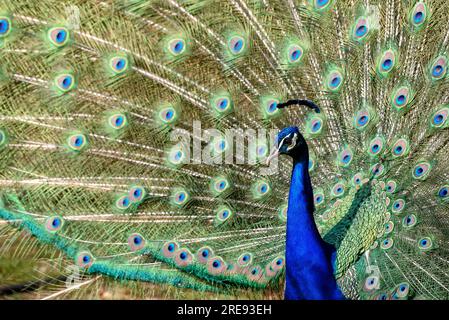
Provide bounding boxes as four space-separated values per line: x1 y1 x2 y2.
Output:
284 156 345 300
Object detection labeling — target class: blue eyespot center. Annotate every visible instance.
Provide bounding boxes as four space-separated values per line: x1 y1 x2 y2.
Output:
0 19 10 35
202 250 209 257
115 59 125 70
312 121 321 131
356 25 367 37
52 218 60 227
222 210 229 218
268 102 277 112
396 95 406 105
342 155 351 163
439 188 448 197
133 189 142 197
317 0 329 7
414 11 424 23
233 39 243 52
180 252 187 260
415 167 424 176
62 76 72 88
174 41 184 53
433 65 444 77
260 185 267 193
74 137 83 146
134 237 141 244
212 260 220 268
218 182 225 189
434 114 444 124
291 50 301 61
395 146 403 154
358 115 368 125
219 99 228 109
330 76 341 87
56 30 67 43
276 259 282 265
382 59 393 70
242 256 248 262
122 197 129 206
83 255 90 263
168 244 175 252
115 116 124 126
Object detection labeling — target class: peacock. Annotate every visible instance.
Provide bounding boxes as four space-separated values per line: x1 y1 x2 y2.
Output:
1 0 449 300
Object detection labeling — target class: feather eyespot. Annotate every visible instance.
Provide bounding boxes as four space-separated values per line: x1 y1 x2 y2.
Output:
108 113 128 130
385 180 397 194
314 192 324 206
0 17 12 37
402 214 417 228
370 163 385 178
410 2 428 29
391 138 409 157
55 74 75 92
162 241 179 258
109 56 129 74
215 206 233 225
170 188 190 207
430 107 449 128
238 253 253 267
364 276 380 291
228 36 246 55
174 248 193 267
417 237 433 251
391 86 412 110
287 44 303 63
367 136 385 157
429 56 447 80
128 233 145 252
331 182 346 197
354 110 371 130
437 186 449 200
48 27 70 47
67 133 87 151
197 246 214 264
168 38 186 56
412 161 431 180
384 221 394 234
337 147 353 167
210 176 230 196
76 251 94 268
128 186 147 203
352 17 370 42
115 195 131 210
380 238 394 250
392 199 405 213
392 283 411 300
207 256 226 275
325 69 344 92
377 49 396 76
45 216 64 233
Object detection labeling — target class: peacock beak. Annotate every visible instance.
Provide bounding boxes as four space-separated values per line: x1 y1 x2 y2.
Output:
266 145 280 165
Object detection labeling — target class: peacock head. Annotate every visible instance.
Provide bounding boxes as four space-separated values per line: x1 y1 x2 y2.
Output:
266 126 308 164
266 99 320 165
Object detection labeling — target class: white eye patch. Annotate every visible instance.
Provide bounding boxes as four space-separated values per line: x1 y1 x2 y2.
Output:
286 133 298 151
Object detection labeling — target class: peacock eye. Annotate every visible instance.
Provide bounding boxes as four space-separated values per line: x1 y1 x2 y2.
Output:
284 137 292 145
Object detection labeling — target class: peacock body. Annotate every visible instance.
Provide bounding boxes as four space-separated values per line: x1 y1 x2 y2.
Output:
1 0 449 300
